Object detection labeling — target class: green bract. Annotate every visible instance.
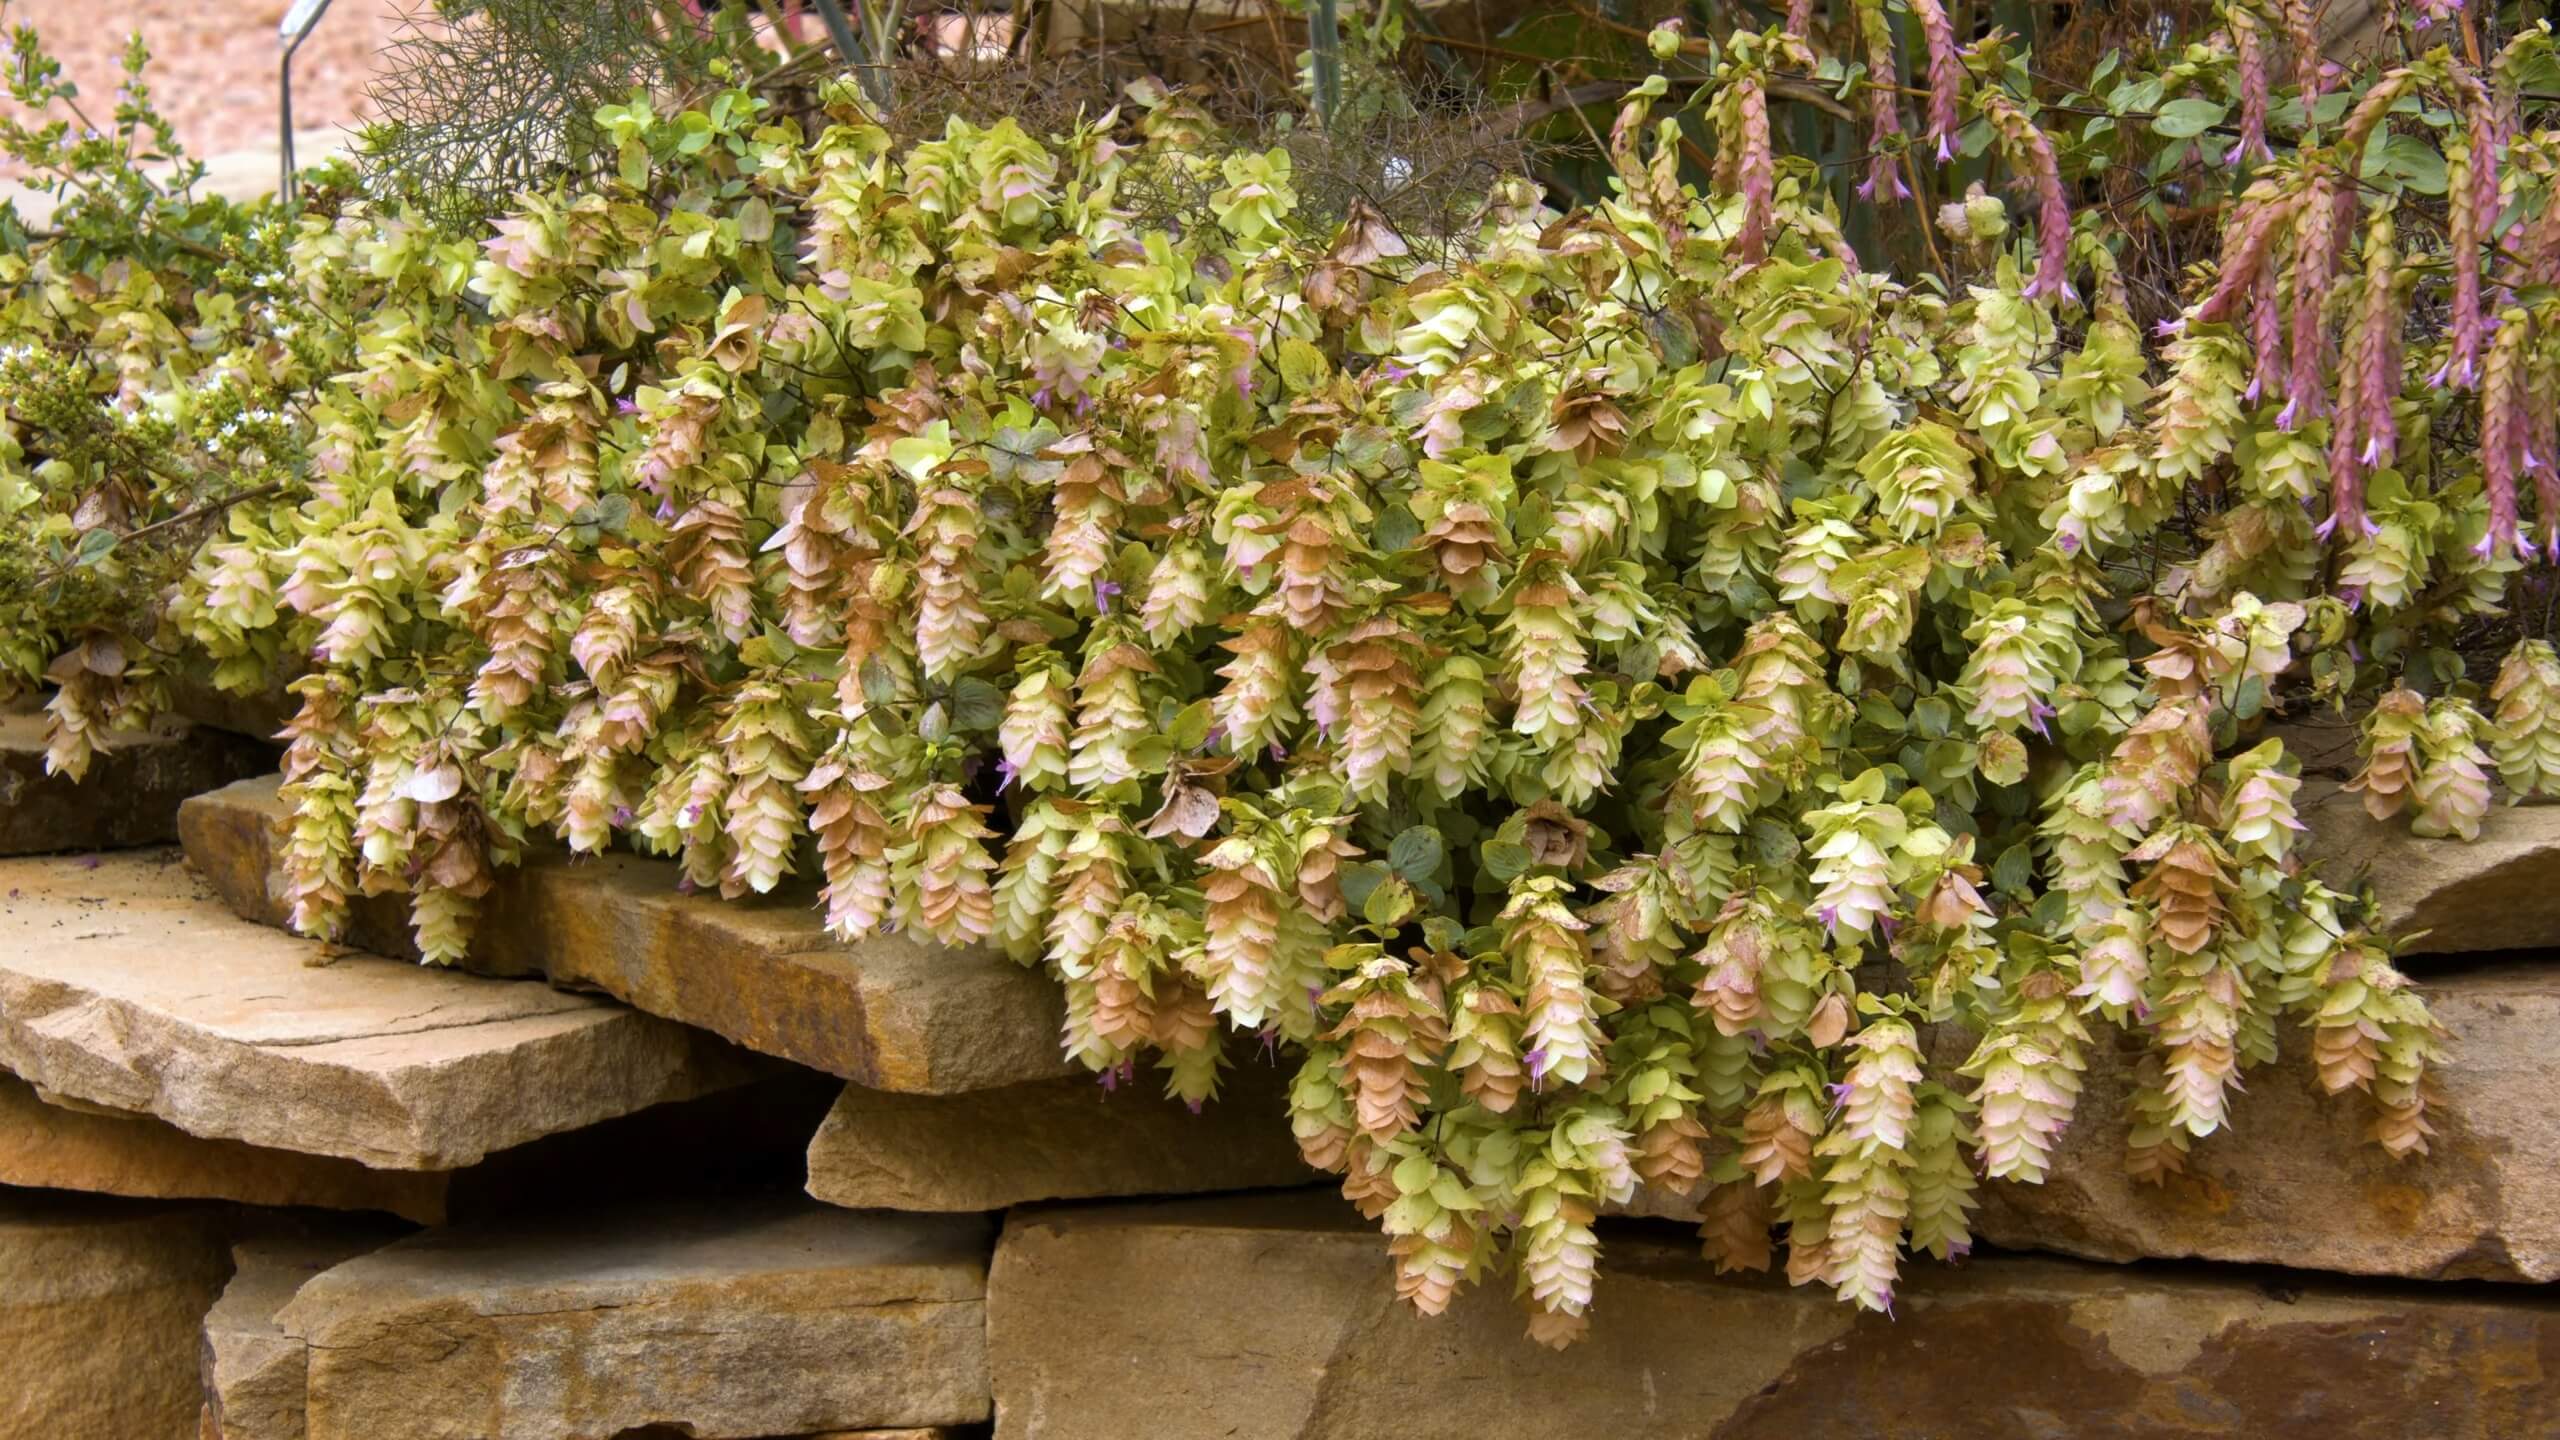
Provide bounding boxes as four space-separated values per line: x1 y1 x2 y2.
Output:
17 9 2560 1346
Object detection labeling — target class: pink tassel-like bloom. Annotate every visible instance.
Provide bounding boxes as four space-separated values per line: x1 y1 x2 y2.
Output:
1787 0 1815 40
1735 74 1774 265
2191 191 2292 328
2353 209 2402 476
2442 86 2499 387
2283 173 2344 428
1854 0 1909 202
2280 0 2321 100
2228 10 2274 166
2248 249 2286 405
1981 94 2074 302
2483 310 2530 559
1909 0 1962 161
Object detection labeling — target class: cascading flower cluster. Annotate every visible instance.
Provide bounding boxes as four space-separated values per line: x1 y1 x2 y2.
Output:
21 8 2560 1347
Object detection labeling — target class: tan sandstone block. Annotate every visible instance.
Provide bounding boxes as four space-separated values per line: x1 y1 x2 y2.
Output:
0 1071 448 1222
274 1199 992 1440
0 850 758 1169
0 710 270 856
989 1192 2560 1440
806 1067 1313 1212
1 1188 234 1440
182 777 1075 1092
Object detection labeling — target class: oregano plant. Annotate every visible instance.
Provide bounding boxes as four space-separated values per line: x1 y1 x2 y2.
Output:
8 2 2558 1343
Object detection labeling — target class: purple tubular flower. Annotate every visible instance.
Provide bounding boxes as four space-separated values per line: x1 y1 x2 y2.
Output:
1093 578 1122 613
994 756 1021 794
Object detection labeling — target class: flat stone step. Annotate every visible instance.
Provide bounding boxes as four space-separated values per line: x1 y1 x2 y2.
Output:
2 1187 235 1440
206 1197 991 1440
202 1221 413 1440
182 778 1074 1094
806 1069 1313 1213
1 1067 837 1227
0 1070 447 1223
0 851 759 1169
2300 781 2560 956
1965 960 2559 1283
989 1194 2560 1440
0 710 271 856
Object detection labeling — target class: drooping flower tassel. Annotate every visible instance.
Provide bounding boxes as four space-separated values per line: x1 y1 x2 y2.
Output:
2324 206 2398 541
2281 170 2342 432
2227 6 2273 166
1724 67 1775 266
1853 0 1909 203
2481 306 2531 560
2438 111 2487 390
1979 92 2074 303
1908 0 1961 161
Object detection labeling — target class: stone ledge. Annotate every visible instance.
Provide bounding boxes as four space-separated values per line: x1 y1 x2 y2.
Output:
2 1188 236 1440
989 1193 2560 1440
1617 965 2559 1285
1963 961 2560 1284
181 778 1076 1094
0 850 759 1169
0 1071 448 1223
0 710 272 856
2301 780 2560 956
213 1197 992 1440
806 1068 1314 1213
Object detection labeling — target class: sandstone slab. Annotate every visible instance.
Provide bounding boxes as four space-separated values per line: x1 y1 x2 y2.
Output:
0 710 271 856
0 850 758 1168
1 1188 235 1440
1964 961 2560 1283
0 1070 447 1222
202 1222 412 1440
183 777 1074 1092
990 1193 2560 1440
2301 781 2560 955
807 1067 1313 1213
267 1198 991 1440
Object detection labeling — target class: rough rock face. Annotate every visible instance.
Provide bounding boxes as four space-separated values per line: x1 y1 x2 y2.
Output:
0 1071 448 1222
0 851 758 1168
2299 782 2560 955
1964 962 2560 1283
261 1198 992 1440
806 1069 1313 1213
0 710 271 856
990 1194 2560 1440
182 778 1075 1092
0 1189 234 1440
201 1223 413 1440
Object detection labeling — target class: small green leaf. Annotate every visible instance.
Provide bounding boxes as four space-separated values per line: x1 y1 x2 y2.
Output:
1363 875 1417 928
1991 842 2035 900
1340 860 1390 912
950 677 1003 731
1388 825 1444 881
1165 699 1214 751
1482 839 1533 882
2150 98 2227 139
